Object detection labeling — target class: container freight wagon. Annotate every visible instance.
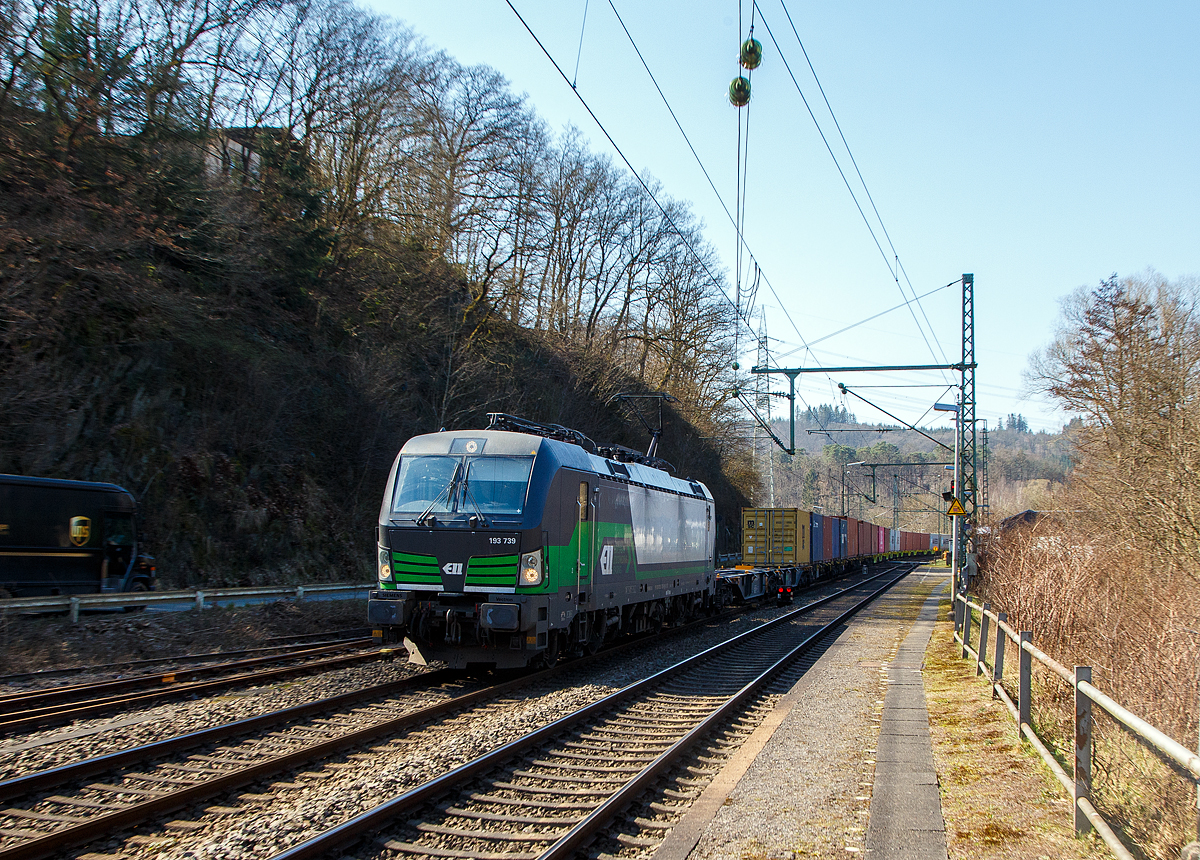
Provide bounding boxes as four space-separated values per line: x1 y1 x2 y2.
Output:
810 514 825 562
725 508 813 603
726 508 938 605
845 517 860 558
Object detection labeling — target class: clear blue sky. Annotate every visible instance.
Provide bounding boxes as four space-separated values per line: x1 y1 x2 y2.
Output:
367 1 1199 435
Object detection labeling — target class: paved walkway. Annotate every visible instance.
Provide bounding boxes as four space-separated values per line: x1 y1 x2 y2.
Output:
864 580 949 859
653 569 950 860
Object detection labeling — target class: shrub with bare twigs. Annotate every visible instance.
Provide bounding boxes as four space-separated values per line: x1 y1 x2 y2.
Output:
976 271 1200 859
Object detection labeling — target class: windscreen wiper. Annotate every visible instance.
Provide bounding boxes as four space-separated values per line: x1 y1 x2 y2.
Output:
461 466 488 528
416 461 462 526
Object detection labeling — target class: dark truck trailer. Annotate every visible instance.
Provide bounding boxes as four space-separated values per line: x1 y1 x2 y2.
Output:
0 475 156 598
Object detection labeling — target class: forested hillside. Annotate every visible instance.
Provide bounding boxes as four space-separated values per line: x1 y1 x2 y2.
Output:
0 0 754 585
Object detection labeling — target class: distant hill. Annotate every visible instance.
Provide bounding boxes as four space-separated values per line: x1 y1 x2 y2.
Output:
740 406 1072 533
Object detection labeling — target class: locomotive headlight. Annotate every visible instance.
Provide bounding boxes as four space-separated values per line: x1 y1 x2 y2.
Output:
519 549 543 586
378 547 393 581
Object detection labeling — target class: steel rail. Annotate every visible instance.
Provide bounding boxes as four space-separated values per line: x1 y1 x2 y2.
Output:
0 578 809 856
0 586 785 802
0 665 521 860
0 639 375 712
536 568 909 860
0 647 388 733
0 667 453 803
0 629 370 684
0 582 372 614
267 565 913 860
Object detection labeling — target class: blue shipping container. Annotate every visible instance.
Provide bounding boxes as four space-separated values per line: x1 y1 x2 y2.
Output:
811 512 825 562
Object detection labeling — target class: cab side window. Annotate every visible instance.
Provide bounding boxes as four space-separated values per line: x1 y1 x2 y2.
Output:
103 513 135 546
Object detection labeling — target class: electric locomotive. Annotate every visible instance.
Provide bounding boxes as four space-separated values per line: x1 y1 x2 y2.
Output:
368 414 716 669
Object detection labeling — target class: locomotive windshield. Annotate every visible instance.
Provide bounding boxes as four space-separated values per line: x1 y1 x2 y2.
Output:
391 455 533 519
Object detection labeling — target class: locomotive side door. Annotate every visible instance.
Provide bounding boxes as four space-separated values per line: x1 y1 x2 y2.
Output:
575 480 592 597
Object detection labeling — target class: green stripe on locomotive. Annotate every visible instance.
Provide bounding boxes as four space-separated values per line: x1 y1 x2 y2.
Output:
391 550 441 585
466 554 518 587
535 515 705 591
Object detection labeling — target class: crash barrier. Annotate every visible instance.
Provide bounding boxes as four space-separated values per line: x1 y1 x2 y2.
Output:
0 583 374 622
952 593 1200 860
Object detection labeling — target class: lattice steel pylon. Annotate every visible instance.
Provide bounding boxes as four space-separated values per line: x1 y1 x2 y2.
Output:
756 313 774 506
959 273 977 573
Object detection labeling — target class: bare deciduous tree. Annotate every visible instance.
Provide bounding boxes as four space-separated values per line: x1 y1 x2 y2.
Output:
1031 272 1200 578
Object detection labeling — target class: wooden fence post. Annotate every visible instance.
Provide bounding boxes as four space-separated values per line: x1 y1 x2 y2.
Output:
993 612 1008 698
1019 631 1033 740
978 602 991 676
962 601 973 660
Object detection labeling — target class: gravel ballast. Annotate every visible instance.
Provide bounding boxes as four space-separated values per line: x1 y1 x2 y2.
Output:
1 571 900 860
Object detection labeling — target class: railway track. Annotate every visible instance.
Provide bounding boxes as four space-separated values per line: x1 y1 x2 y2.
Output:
0 628 372 686
0 564 908 860
266 564 916 860
0 598 759 857
0 639 384 733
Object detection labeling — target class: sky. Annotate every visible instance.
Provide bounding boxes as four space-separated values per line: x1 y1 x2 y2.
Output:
366 1 1199 436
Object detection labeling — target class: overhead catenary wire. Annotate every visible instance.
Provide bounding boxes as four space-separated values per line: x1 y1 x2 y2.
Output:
606 0 878 447
838 384 952 452
773 279 959 359
571 0 589 88
605 2 825 370
503 0 760 341
752 3 950 380
515 2 956 444
774 0 950 367
577 0 844 447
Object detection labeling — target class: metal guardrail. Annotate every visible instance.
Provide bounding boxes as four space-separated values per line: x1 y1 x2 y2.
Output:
952 592 1195 860
0 583 374 622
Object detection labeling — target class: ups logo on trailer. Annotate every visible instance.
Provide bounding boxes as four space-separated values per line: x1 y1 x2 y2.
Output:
69 516 91 547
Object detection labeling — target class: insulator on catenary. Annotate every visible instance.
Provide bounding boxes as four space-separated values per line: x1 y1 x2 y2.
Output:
740 37 763 70
729 75 751 107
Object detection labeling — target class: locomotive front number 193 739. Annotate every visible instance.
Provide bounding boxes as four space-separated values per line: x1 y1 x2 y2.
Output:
367 417 716 669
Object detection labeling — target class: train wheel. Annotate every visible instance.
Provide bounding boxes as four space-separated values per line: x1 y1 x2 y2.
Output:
648 601 665 634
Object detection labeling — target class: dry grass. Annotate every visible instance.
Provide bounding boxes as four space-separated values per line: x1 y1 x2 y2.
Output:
976 520 1199 860
924 601 1102 859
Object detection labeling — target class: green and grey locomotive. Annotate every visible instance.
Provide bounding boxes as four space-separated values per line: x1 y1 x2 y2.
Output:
368 415 716 669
